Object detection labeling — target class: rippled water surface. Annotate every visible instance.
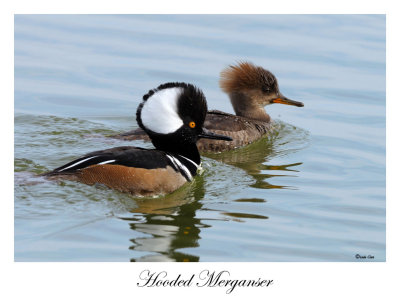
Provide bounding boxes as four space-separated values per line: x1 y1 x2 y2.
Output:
14 15 385 261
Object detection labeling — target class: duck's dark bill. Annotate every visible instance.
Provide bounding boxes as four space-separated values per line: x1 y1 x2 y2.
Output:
199 128 232 141
272 96 304 107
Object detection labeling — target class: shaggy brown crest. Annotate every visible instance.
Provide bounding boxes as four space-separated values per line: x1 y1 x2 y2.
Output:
219 61 278 93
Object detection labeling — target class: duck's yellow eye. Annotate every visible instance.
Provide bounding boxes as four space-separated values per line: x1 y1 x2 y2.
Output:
189 121 196 128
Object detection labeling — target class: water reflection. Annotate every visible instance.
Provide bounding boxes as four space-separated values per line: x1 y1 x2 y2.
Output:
116 122 308 262
120 175 207 262
205 121 308 190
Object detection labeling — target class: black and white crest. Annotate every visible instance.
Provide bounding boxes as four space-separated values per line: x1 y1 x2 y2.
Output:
136 82 207 136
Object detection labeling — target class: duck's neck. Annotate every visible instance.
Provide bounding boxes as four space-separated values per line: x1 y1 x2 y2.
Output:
159 142 201 178
172 144 201 167
152 137 201 166
229 92 271 122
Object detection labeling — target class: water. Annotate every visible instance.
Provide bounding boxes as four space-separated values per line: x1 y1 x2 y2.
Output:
14 14 385 261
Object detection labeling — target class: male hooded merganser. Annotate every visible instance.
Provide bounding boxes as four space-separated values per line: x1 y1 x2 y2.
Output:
43 83 232 196
112 62 304 152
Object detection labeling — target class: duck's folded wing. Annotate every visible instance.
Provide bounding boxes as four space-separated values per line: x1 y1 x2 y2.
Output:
44 146 169 175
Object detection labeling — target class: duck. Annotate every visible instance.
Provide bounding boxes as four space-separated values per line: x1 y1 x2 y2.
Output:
111 62 304 152
42 82 232 196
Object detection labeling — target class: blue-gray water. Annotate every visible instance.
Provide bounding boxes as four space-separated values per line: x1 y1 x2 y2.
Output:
14 14 385 261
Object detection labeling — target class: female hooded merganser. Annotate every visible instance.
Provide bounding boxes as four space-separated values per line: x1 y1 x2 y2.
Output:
43 83 232 196
112 62 304 152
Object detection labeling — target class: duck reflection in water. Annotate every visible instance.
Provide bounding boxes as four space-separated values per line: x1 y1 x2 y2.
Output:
120 175 208 262
120 122 308 262
204 121 308 190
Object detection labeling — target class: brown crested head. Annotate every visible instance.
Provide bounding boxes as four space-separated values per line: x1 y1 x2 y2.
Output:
219 61 304 113
219 61 279 95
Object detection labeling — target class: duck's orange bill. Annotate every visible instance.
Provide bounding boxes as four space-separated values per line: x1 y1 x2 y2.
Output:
272 97 304 107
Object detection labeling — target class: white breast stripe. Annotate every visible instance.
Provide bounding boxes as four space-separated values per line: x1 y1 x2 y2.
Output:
98 160 116 165
177 154 199 169
58 156 98 172
166 155 192 181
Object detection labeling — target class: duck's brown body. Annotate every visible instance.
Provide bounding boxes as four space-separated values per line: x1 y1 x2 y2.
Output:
112 110 274 152
43 146 189 196
45 162 187 196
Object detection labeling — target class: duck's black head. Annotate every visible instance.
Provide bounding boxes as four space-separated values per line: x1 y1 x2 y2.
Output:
137 82 231 156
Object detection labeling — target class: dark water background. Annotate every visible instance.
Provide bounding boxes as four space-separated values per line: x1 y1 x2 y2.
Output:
14 14 385 261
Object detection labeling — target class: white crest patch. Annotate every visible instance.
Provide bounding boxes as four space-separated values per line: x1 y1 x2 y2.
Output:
141 87 184 134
